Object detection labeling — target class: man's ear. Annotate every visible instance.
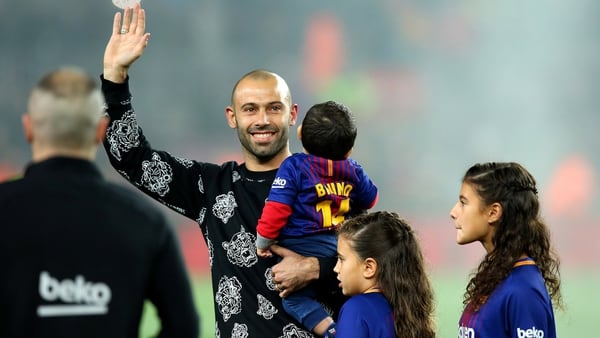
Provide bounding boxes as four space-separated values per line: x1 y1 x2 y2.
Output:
296 124 302 141
362 257 378 279
289 103 299 126
225 107 237 129
22 113 33 144
488 202 503 224
95 115 110 144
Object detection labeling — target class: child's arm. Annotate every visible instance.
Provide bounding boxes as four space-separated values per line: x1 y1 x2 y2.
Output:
256 200 293 257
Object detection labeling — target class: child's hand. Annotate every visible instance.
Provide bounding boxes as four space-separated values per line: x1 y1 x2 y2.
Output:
257 247 273 258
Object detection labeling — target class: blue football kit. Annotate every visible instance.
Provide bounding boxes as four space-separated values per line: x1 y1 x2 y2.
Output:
458 258 556 338
337 292 395 338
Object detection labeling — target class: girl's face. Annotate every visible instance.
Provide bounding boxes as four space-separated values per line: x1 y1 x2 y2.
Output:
449 182 496 252
334 236 371 296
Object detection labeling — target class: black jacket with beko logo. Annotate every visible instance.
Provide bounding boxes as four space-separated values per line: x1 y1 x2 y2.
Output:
0 157 199 338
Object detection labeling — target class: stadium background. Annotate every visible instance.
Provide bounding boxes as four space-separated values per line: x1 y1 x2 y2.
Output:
1 1 598 337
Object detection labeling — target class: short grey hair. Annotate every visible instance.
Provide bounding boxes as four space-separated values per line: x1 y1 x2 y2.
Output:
27 66 105 150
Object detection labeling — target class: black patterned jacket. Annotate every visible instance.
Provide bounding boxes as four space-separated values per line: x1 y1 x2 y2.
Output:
101 76 342 338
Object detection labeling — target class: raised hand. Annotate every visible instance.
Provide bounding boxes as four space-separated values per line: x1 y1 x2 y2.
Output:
103 3 150 83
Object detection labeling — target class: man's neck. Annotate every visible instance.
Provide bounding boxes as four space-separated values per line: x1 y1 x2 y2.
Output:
244 150 291 172
31 147 96 163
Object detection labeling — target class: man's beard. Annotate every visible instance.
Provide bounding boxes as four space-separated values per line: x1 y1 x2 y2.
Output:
237 128 289 162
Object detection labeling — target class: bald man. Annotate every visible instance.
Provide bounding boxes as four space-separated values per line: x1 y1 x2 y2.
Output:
100 4 344 337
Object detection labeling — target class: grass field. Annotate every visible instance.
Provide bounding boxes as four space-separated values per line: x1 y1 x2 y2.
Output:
139 270 598 338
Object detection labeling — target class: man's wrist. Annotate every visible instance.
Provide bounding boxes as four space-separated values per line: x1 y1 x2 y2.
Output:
300 256 319 282
103 66 128 84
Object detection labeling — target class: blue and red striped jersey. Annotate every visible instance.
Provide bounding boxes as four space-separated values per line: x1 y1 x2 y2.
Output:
259 153 378 239
458 258 556 338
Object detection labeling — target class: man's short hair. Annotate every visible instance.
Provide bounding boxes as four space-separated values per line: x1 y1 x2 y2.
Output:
27 67 104 149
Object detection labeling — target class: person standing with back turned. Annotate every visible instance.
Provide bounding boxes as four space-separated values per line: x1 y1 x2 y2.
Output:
450 162 562 338
101 4 343 337
0 66 199 338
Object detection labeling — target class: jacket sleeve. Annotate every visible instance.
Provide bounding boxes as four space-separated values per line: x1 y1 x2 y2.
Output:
101 75 206 220
150 223 200 338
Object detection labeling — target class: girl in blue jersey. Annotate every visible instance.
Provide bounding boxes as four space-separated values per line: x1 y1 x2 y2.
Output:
450 162 563 338
334 211 436 338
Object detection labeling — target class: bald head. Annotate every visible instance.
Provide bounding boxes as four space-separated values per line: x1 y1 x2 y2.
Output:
230 69 292 107
25 67 106 160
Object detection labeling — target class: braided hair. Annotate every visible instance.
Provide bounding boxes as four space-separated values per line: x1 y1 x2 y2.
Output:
461 162 562 310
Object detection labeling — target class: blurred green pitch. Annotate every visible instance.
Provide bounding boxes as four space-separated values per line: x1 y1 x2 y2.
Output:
139 271 598 338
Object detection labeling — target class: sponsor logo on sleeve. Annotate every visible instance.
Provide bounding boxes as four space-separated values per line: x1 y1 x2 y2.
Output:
37 271 112 317
458 325 475 338
271 177 287 189
517 327 544 338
